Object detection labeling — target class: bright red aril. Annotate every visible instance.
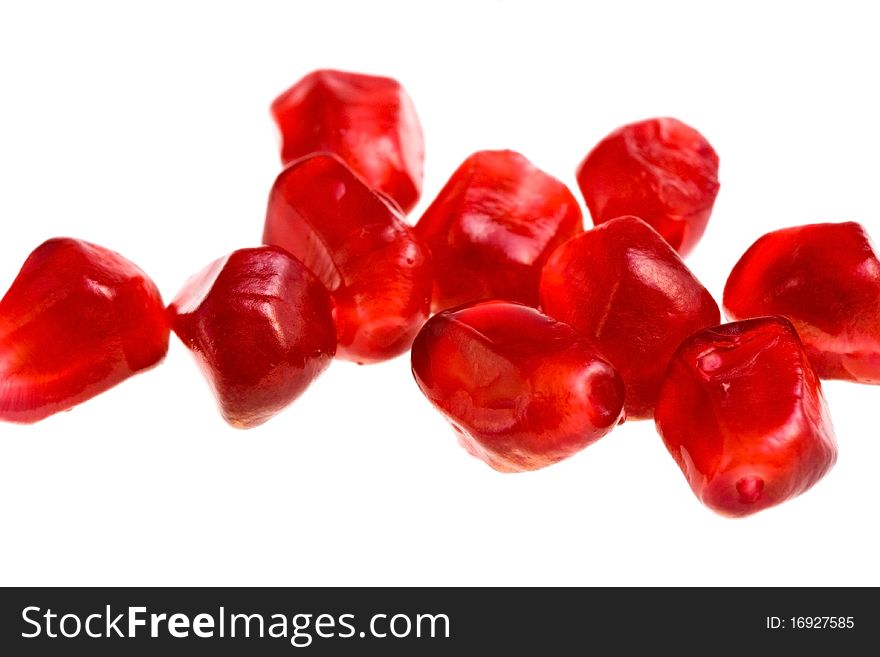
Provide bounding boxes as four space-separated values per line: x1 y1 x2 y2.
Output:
272 69 424 213
539 216 719 419
655 316 837 517
169 246 336 428
0 238 168 423
576 118 719 256
411 300 625 473
724 221 880 383
264 153 431 364
415 150 583 312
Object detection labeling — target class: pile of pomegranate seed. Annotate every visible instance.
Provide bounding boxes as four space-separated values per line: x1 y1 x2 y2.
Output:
2 68 875 518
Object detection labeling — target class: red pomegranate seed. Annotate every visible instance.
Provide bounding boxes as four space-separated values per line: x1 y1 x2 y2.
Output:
0 238 168 423
655 316 837 517
539 216 719 419
411 300 625 473
264 153 432 364
169 247 336 428
271 69 424 213
724 221 880 383
576 117 719 256
415 150 583 312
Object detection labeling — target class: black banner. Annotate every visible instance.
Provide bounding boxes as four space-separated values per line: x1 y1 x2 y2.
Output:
0 587 873 654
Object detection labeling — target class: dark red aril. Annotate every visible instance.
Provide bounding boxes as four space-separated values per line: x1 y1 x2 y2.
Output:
169 246 336 428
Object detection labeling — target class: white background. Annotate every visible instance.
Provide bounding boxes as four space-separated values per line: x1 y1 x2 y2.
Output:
1 1 878 586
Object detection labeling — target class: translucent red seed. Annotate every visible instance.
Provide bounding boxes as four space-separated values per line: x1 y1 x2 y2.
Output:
415 150 583 312
724 221 880 384
655 316 837 517
539 216 720 419
271 69 425 214
0 238 169 423
411 300 625 473
576 117 720 256
264 153 432 364
169 246 336 428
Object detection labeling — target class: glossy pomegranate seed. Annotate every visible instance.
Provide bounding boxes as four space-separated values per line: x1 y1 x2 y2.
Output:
0 238 168 423
271 69 424 213
576 117 719 256
724 221 880 383
411 301 625 473
169 247 336 428
415 150 583 312
655 316 837 517
264 153 431 364
539 216 719 419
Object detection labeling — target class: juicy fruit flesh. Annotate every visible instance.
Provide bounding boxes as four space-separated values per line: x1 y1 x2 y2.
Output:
0 238 169 423
415 149 583 311
411 301 625 472
724 221 880 384
169 246 336 428
576 117 720 256
271 68 424 213
264 153 432 364
655 316 837 517
539 215 720 419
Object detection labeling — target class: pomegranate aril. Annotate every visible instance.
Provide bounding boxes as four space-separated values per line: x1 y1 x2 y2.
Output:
272 69 424 213
169 247 336 429
539 216 719 419
576 117 719 256
411 300 625 473
655 316 837 517
415 150 583 312
0 238 168 423
724 221 880 383
264 152 431 364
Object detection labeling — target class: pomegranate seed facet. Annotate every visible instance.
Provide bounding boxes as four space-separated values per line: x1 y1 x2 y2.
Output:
415 150 583 312
0 238 169 424
655 316 838 517
271 69 424 213
724 221 880 384
539 216 720 419
576 117 720 256
411 300 625 473
264 153 432 364
169 246 336 429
